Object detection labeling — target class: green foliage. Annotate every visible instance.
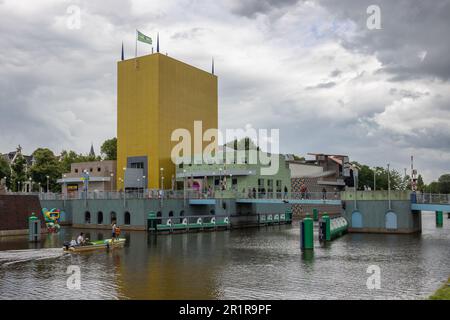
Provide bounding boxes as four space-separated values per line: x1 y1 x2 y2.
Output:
0 156 11 189
30 148 61 192
11 153 27 191
59 150 101 173
293 155 305 161
429 277 450 300
226 137 260 151
437 174 450 193
100 137 117 160
417 174 425 191
351 162 406 191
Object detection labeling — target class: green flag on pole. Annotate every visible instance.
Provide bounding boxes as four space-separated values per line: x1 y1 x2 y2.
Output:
137 30 152 45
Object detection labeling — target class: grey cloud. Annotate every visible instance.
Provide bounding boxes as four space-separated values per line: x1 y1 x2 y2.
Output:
227 0 300 17
330 69 342 77
317 0 450 81
306 81 337 89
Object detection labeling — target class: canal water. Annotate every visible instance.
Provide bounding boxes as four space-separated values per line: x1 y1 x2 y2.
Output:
0 214 448 300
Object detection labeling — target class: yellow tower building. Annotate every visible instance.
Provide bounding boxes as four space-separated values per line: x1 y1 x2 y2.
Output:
117 53 218 190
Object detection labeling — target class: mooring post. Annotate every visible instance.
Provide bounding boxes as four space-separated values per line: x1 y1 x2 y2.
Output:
436 211 443 227
301 215 314 251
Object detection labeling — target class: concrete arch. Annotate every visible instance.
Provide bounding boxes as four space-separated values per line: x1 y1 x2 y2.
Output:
385 211 398 230
351 211 363 228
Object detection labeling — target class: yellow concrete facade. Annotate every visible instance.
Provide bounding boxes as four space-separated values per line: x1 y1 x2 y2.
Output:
117 53 218 189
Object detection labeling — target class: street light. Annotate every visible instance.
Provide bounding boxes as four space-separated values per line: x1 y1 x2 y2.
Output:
122 166 127 186
142 175 146 195
160 168 164 191
46 175 50 193
183 169 187 206
387 163 391 210
373 168 381 191
110 173 114 192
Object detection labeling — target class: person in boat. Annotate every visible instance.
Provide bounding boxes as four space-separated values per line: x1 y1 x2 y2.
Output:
77 232 86 246
111 221 117 242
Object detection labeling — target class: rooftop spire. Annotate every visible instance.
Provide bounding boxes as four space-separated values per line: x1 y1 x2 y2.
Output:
157 33 160 53
212 57 215 75
89 143 95 158
121 41 124 61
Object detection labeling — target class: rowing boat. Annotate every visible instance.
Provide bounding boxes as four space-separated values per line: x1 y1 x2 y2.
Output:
63 238 126 252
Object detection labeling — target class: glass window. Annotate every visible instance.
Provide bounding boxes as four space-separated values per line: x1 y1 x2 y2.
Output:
97 211 103 224
268 180 273 192
124 212 131 225
85 211 91 224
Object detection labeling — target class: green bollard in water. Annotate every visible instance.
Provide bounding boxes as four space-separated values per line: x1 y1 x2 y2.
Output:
436 211 443 227
301 217 314 250
322 215 331 241
313 208 319 221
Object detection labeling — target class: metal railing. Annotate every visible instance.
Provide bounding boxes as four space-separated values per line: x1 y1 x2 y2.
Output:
415 193 450 204
35 190 341 201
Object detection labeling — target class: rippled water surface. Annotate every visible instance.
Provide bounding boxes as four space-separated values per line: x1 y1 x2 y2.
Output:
0 214 449 299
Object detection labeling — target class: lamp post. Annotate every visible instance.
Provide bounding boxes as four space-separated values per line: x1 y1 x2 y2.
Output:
46 175 50 193
122 167 127 207
387 163 391 210
183 169 187 207
373 169 380 191
142 175 146 196
110 173 114 192
160 168 164 190
3 176 7 192
137 178 141 197
62 174 66 206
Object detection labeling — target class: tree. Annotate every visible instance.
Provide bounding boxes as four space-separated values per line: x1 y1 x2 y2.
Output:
101 137 117 160
425 181 440 193
60 150 80 173
417 174 425 192
11 153 26 192
437 174 450 193
226 137 259 151
0 156 11 189
30 148 61 192
293 154 305 161
353 163 373 190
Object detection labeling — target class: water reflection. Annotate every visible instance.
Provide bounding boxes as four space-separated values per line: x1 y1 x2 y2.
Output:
0 214 448 299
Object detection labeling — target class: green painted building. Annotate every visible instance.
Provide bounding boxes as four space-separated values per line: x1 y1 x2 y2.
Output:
175 152 291 198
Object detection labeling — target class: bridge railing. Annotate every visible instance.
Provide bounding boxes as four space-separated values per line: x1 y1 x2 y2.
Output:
36 190 341 201
415 193 450 204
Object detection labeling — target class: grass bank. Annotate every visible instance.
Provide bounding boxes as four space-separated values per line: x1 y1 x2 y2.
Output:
429 277 450 300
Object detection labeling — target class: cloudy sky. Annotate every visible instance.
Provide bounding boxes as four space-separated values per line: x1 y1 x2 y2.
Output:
0 0 449 182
